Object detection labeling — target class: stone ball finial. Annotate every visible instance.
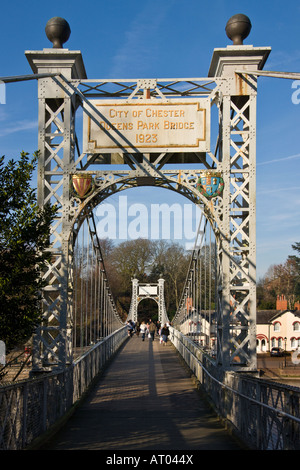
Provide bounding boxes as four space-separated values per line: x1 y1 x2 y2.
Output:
45 17 71 48
225 14 252 45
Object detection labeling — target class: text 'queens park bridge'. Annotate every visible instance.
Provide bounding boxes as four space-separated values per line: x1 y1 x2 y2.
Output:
1 14 300 452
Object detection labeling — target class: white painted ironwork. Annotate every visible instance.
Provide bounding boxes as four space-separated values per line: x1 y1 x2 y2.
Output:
127 278 168 325
170 327 300 450
0 327 127 450
173 212 218 354
3 25 300 449
22 40 271 373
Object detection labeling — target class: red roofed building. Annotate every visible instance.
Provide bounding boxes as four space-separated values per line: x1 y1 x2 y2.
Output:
256 295 300 353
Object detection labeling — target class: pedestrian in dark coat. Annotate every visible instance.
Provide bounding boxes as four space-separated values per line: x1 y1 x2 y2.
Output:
161 324 169 345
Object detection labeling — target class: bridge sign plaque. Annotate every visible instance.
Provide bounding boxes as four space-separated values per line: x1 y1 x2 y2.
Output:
83 98 210 153
138 285 158 296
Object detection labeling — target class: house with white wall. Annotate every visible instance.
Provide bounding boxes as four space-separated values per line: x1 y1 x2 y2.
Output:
256 295 300 353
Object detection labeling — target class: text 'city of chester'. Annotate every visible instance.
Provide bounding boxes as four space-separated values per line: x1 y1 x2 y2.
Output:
83 98 210 154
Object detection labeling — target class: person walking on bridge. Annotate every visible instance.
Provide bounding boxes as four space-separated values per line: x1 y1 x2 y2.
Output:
161 323 170 346
140 321 147 341
127 321 134 337
148 320 156 341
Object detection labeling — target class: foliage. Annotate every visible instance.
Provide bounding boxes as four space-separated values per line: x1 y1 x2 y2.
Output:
289 242 300 299
289 242 300 269
149 240 190 316
102 238 191 319
0 152 57 351
258 242 300 310
109 238 157 291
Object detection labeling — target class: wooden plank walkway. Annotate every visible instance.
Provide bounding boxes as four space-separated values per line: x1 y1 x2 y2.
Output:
39 334 243 451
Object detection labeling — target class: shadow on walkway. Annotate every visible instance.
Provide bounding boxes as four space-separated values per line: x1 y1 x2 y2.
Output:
40 335 242 451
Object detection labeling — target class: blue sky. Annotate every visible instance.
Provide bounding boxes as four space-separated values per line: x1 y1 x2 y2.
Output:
1 0 300 279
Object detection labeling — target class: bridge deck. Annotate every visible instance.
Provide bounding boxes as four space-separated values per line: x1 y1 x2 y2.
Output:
40 335 242 451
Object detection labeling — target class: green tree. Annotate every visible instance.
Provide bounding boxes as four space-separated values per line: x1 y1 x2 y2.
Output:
109 238 156 292
258 243 300 310
148 240 190 316
102 238 190 319
0 152 57 351
289 242 300 269
289 242 300 301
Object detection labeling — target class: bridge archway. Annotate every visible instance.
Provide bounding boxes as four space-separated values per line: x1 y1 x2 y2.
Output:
128 278 168 326
24 16 270 373
137 298 159 323
69 170 223 245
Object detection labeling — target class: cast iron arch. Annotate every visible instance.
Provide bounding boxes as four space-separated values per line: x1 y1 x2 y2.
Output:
69 172 224 246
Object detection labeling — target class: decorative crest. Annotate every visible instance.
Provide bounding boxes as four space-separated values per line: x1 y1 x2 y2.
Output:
71 174 94 199
196 170 224 199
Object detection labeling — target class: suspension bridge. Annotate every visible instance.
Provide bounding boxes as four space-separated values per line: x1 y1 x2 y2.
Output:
1 14 300 451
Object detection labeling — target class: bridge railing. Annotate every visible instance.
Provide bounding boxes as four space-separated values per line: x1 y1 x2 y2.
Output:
0 326 127 450
170 327 300 450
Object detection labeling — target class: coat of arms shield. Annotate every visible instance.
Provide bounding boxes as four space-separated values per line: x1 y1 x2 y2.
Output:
196 171 224 199
71 174 94 199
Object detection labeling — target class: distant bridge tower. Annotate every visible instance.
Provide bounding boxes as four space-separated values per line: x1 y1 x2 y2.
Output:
128 278 168 325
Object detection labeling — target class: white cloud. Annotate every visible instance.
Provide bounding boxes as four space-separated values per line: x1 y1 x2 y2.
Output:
266 49 300 70
257 152 300 166
257 186 299 195
0 119 37 137
0 109 8 121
